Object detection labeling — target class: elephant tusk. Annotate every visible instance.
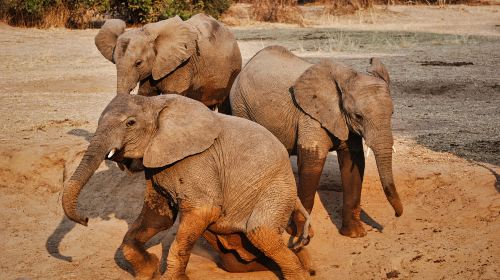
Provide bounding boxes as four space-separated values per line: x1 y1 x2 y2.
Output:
107 149 116 159
365 147 371 158
392 146 397 153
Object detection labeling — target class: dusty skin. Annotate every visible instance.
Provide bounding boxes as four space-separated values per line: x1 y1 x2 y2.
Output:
0 5 499 280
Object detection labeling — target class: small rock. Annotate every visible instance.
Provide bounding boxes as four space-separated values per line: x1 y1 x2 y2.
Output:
386 270 400 278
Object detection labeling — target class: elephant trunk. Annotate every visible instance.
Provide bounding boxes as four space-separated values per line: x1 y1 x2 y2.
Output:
116 68 140 95
368 133 403 217
62 135 110 226
117 81 131 95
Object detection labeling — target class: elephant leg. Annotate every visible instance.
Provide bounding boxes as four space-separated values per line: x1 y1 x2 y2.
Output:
164 207 219 280
337 134 366 238
295 248 315 276
294 115 332 214
297 146 327 213
121 180 177 280
202 231 278 272
246 227 309 280
291 138 330 238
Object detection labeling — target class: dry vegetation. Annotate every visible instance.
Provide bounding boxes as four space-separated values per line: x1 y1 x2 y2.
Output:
0 0 488 28
228 0 487 24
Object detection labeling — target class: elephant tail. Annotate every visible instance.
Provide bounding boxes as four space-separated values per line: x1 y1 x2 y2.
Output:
291 198 312 251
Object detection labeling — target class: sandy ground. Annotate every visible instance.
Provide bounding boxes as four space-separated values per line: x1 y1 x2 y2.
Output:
1 5 499 280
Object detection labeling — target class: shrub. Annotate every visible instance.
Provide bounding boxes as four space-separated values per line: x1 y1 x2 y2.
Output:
0 0 232 28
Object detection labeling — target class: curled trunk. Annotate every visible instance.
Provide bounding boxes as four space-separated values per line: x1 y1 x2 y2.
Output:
62 136 109 225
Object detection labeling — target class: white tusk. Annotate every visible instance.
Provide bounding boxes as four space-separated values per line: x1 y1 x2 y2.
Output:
107 149 116 159
365 147 371 158
392 146 397 153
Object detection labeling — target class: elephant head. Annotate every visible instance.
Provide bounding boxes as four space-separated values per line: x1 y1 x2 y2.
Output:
62 94 220 225
292 58 403 217
95 16 198 95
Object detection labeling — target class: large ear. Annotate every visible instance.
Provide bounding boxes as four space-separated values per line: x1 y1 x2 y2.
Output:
143 16 198 80
95 19 126 63
292 60 356 141
367 57 390 84
143 95 221 168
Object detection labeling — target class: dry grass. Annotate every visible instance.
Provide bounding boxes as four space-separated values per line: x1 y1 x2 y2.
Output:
1 0 489 28
229 0 487 25
251 0 304 24
40 4 71 28
0 2 68 28
323 0 373 16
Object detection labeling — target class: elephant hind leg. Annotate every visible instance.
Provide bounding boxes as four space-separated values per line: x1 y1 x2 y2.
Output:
122 180 177 279
202 231 279 273
295 247 316 276
246 227 310 280
165 207 220 280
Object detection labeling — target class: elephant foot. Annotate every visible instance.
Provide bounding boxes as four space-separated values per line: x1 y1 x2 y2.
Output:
162 273 189 280
339 220 367 238
286 211 315 241
134 254 160 280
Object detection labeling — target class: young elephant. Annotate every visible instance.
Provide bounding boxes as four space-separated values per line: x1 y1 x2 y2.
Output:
95 14 241 111
230 46 403 238
61 94 312 280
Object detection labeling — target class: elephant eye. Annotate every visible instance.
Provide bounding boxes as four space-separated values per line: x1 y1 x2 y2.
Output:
126 119 136 127
354 113 363 120
135 60 142 67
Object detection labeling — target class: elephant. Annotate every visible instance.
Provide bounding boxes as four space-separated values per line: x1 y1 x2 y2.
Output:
230 46 403 238
61 94 313 280
95 13 241 112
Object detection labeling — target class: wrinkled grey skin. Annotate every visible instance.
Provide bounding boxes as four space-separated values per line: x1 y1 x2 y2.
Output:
95 14 241 110
61 94 312 280
230 46 403 238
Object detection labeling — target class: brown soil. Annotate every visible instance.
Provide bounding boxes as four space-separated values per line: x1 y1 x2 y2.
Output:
1 5 499 280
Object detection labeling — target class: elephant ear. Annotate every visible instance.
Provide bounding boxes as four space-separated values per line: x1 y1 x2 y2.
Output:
144 16 198 80
143 95 221 168
367 57 390 84
292 60 354 141
95 19 126 63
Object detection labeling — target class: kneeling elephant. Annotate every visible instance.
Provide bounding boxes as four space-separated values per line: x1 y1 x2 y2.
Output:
62 94 312 280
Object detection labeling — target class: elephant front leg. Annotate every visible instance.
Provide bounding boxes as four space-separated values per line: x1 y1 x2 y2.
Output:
297 147 326 212
164 207 219 280
122 180 177 280
337 134 366 238
289 144 328 238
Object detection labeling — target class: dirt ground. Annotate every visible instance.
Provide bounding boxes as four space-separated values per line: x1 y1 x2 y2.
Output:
1 5 499 280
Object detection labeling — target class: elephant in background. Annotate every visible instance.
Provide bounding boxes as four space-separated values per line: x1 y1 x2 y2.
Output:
61 94 313 280
95 13 241 112
230 46 403 238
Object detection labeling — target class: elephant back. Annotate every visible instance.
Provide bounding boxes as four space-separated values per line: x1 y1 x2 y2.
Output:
184 14 242 107
230 46 310 152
